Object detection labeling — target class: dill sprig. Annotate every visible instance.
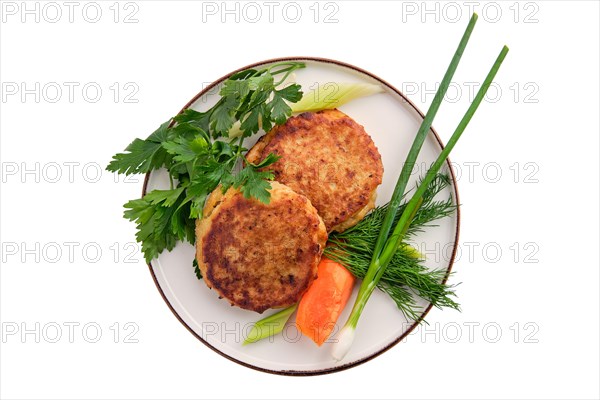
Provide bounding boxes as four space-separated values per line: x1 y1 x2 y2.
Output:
324 173 460 321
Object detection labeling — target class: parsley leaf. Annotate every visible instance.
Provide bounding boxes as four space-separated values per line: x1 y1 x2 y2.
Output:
248 152 281 169
210 96 238 137
276 84 303 102
269 93 292 125
193 258 203 280
107 121 172 175
233 166 276 204
162 135 209 164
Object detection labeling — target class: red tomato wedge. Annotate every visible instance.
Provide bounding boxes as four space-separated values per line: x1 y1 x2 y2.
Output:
296 257 355 346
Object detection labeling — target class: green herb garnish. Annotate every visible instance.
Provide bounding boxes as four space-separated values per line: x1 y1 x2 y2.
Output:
107 62 306 262
325 173 460 321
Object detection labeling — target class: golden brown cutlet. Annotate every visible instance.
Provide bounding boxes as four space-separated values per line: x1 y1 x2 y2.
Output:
246 109 384 232
195 182 328 313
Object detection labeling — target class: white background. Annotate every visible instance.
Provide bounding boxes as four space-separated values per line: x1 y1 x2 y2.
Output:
1 1 598 399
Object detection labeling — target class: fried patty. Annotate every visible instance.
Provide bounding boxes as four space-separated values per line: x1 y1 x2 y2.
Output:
195 182 327 313
246 109 384 232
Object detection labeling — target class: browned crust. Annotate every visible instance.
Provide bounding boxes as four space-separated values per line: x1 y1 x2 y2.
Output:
247 109 384 232
195 182 328 313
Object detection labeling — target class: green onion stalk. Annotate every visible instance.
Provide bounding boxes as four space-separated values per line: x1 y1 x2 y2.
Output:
331 16 509 360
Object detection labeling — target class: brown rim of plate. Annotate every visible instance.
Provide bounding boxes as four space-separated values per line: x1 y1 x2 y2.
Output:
142 56 462 377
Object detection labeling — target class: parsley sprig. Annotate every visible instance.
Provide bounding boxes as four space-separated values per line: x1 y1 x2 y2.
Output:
107 62 306 262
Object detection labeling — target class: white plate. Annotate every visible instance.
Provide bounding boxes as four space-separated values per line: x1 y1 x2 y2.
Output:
144 58 460 375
